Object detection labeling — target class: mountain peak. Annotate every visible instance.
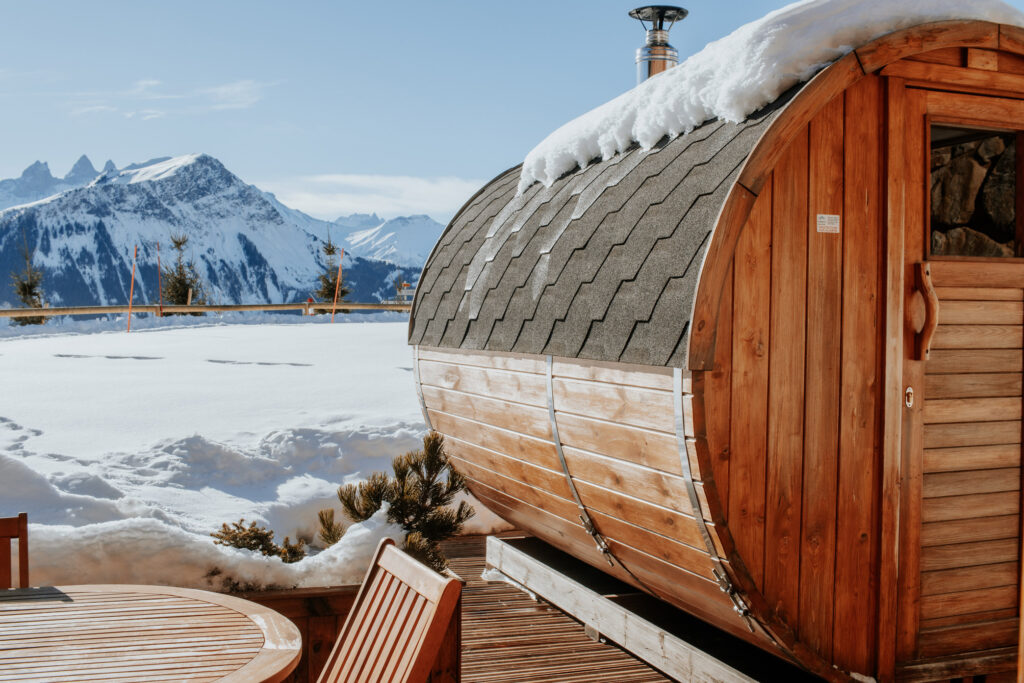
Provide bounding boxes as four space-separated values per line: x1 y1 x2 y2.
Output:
20 161 54 183
64 155 98 184
102 160 117 173
334 213 383 231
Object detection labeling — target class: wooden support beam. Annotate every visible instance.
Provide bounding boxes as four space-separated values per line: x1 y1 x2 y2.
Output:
486 536 818 683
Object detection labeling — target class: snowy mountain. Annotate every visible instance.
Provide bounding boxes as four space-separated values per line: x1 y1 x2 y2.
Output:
332 214 444 268
0 154 426 307
0 155 113 210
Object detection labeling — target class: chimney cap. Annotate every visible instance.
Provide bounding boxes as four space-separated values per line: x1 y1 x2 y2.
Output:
629 5 688 29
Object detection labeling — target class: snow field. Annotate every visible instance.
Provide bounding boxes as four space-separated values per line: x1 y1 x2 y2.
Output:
0 319 507 589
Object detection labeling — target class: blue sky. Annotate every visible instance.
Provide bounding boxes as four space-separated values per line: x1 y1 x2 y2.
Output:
2 1 1023 221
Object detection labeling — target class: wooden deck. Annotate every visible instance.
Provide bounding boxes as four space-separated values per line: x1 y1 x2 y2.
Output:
445 535 671 683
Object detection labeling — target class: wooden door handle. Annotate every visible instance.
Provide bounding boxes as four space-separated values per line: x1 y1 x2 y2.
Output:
914 262 939 360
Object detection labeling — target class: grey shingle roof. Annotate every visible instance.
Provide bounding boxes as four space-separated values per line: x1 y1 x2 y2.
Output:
409 92 793 368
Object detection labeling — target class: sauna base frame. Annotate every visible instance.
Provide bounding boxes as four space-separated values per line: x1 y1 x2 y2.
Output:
485 535 818 683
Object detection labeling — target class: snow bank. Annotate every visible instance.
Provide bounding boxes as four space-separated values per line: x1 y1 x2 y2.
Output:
519 0 1024 192
30 508 405 589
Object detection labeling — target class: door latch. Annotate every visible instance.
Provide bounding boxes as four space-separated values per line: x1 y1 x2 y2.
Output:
905 386 914 408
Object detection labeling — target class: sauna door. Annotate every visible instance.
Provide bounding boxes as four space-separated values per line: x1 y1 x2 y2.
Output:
896 87 1024 671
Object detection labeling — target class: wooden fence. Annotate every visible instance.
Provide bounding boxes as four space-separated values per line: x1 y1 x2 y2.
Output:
0 302 410 319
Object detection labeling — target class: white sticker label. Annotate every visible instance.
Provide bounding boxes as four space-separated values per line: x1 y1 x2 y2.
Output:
816 214 840 233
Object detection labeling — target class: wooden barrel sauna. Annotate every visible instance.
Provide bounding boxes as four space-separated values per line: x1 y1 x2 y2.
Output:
409 21 1024 682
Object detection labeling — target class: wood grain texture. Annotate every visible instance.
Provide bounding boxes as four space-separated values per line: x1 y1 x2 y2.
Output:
905 47 964 66
833 75 884 674
923 397 1022 424
704 270 734 510
937 301 1024 325
764 125 808 628
925 373 1022 399
931 325 1023 350
933 287 1023 301
317 540 461 683
688 185 757 370
923 421 1021 449
855 21 998 72
0 585 300 683
918 619 1018 659
799 91 845 660
926 349 1023 374
0 513 27 590
921 562 1018 596
920 538 1021 572
728 182 772 592
921 515 1019 547
881 59 1024 96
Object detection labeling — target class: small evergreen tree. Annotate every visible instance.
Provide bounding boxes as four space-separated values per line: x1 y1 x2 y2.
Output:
211 518 306 564
324 432 474 572
161 234 206 313
313 233 350 310
10 234 45 326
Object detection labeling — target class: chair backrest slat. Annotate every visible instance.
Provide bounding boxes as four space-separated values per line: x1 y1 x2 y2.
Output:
337 571 392 677
317 539 461 683
0 513 28 589
364 581 417 679
342 572 400 680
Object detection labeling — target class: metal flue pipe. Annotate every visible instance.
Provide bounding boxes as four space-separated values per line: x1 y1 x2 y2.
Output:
630 5 687 84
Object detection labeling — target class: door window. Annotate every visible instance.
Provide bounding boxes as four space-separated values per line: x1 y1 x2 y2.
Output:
930 124 1018 257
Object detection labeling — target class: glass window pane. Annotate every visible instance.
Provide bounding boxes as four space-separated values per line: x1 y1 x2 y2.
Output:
930 125 1017 258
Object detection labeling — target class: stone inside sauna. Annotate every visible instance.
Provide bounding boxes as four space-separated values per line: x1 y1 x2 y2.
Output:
931 125 1017 257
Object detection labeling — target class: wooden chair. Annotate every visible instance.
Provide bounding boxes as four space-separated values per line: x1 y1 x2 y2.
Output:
0 513 28 589
317 538 462 683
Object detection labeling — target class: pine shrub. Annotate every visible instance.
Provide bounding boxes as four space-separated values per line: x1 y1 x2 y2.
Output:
211 519 306 564
161 234 206 313
324 432 473 572
10 236 45 326
312 234 350 311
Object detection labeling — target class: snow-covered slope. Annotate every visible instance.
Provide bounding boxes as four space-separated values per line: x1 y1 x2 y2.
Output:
520 0 1024 191
0 154 425 307
333 214 444 268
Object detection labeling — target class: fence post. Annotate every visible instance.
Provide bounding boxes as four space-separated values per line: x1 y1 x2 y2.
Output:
126 245 138 333
331 248 345 323
156 242 163 317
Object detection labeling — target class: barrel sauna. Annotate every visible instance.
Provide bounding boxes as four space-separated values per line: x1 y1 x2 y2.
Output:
409 21 1024 682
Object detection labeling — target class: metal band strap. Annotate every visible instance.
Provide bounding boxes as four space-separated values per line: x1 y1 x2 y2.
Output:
673 368 767 638
545 355 614 562
412 345 433 431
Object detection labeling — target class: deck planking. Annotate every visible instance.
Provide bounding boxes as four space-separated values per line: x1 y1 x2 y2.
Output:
444 535 672 683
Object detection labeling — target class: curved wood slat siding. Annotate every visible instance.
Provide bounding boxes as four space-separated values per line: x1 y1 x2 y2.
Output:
416 346 750 632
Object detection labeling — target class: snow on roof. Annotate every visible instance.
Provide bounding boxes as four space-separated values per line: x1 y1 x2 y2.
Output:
518 0 1024 193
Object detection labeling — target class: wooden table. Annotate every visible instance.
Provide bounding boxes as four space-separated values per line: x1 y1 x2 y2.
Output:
0 584 302 682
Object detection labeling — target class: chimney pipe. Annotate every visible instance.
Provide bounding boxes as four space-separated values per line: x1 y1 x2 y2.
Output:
629 5 687 84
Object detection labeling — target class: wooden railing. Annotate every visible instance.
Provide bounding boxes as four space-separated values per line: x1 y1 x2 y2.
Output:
0 302 410 319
